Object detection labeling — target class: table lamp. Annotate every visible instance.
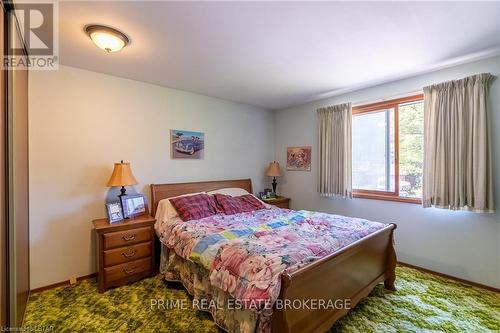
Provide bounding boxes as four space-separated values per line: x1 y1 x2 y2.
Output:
106 160 138 202
266 161 282 194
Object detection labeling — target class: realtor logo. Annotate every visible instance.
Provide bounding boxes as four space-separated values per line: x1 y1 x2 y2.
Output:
4 0 58 69
13 3 53 55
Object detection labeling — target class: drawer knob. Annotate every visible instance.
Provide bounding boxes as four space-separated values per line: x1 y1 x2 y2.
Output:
122 234 136 241
122 248 136 258
123 266 136 275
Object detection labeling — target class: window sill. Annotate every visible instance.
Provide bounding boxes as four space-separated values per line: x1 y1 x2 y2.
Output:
352 192 422 204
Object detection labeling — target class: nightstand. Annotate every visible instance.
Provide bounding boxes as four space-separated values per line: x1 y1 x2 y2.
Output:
263 196 290 209
93 215 156 293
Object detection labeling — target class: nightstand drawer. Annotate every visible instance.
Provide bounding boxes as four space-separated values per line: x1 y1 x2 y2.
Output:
263 196 290 209
273 201 289 209
103 242 152 267
103 227 151 250
104 258 151 283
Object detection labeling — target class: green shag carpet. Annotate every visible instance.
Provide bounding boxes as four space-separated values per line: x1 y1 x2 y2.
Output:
23 266 499 333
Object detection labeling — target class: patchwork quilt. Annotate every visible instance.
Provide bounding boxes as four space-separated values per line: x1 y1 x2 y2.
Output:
157 208 387 312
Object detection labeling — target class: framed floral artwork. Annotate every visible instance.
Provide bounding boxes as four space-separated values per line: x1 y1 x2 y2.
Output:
286 146 311 171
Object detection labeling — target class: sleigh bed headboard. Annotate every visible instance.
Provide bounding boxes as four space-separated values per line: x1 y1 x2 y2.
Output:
150 178 252 216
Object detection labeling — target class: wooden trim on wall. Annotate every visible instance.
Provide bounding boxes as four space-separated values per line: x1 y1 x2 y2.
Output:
352 94 424 114
398 262 499 293
29 265 499 295
0 2 6 326
30 273 97 294
353 192 422 204
6 7 30 327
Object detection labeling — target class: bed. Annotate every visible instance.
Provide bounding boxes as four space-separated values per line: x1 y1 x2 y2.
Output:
151 178 397 333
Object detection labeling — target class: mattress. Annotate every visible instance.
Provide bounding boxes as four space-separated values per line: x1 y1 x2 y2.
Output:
156 207 387 333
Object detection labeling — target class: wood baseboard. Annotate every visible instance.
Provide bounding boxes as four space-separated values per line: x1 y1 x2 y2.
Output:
398 261 499 293
30 273 97 294
29 263 499 295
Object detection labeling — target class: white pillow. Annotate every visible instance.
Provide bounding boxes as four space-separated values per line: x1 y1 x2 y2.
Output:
207 187 250 197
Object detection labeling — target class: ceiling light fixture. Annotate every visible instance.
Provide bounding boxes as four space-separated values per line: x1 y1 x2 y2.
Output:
85 25 130 53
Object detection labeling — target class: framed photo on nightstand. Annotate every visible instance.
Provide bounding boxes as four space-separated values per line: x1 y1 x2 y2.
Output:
121 194 148 218
106 202 124 224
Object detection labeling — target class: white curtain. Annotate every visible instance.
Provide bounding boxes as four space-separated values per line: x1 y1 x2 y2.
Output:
317 103 352 198
423 73 495 212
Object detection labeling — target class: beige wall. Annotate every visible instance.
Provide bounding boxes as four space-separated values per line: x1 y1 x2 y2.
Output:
274 56 500 288
30 58 500 289
29 65 274 289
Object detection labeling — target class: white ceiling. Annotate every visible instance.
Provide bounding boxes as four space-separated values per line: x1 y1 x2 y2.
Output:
59 1 500 110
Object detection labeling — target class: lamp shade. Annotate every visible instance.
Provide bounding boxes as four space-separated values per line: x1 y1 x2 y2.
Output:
266 161 281 177
106 161 138 187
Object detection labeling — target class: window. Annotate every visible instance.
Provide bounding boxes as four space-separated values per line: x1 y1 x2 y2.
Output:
352 94 424 203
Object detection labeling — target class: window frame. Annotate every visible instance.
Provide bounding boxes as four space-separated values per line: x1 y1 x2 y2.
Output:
352 94 424 204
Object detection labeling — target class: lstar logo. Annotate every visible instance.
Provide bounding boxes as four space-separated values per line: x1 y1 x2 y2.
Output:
13 3 54 55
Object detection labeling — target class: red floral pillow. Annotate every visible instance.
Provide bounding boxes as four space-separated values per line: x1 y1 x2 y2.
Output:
214 194 266 215
169 194 221 221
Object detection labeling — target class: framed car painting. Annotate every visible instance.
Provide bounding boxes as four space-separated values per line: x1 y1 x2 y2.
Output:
170 129 205 159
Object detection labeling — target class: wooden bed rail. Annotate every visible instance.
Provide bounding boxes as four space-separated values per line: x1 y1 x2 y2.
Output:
273 224 397 333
